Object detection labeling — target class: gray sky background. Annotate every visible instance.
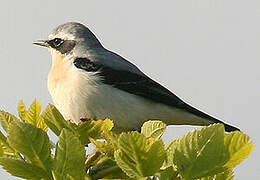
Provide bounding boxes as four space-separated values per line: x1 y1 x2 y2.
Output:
0 0 259 179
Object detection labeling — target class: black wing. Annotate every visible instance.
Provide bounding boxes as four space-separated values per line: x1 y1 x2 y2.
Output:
73 57 185 107
99 66 186 108
73 57 240 132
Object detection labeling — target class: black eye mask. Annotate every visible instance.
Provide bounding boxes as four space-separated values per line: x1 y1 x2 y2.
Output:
48 38 76 54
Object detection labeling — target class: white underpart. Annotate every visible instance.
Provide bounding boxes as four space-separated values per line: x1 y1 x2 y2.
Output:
47 50 209 131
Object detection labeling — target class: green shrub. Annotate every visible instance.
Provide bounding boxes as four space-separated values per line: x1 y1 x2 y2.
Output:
0 100 254 180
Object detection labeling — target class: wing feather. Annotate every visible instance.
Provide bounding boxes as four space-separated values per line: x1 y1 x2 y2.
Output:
73 57 240 132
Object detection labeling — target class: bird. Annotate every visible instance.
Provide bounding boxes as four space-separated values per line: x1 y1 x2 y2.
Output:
33 22 239 132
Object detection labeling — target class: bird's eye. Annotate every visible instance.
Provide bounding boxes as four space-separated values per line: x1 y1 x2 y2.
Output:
49 38 64 48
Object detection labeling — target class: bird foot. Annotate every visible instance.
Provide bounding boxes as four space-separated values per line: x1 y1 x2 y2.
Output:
80 117 92 122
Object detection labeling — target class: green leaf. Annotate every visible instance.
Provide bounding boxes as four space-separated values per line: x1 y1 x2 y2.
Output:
54 129 86 180
17 100 48 131
0 111 19 132
162 138 178 169
141 120 166 140
0 157 49 180
197 176 214 180
24 100 41 125
76 119 114 145
155 167 179 180
90 138 115 159
37 116 48 131
215 169 234 180
114 132 166 178
17 100 27 121
42 104 113 142
0 144 4 156
172 124 229 179
0 131 9 150
52 170 63 180
7 122 52 178
89 158 128 179
90 132 119 159
41 104 69 136
224 131 254 168
103 131 120 149
66 174 92 180
0 131 19 158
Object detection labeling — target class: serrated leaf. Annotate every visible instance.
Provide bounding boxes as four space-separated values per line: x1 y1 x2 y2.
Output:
0 157 50 180
17 100 27 121
41 104 69 136
54 129 86 180
172 124 229 179
114 132 166 178
224 131 254 168
36 116 48 131
163 138 178 169
17 100 48 131
0 111 19 132
141 120 166 140
24 100 41 125
76 119 114 145
0 131 19 158
7 122 52 177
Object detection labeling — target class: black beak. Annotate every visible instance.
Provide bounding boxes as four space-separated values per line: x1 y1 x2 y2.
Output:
33 40 49 47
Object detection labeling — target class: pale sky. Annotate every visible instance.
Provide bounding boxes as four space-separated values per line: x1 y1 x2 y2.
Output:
0 0 259 179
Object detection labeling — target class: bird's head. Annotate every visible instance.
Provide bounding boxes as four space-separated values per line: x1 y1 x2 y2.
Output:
33 22 102 56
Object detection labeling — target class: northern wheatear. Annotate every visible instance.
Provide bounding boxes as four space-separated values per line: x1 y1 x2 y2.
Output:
33 22 239 132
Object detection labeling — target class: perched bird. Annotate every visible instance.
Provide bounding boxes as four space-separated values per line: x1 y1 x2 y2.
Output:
33 22 239 132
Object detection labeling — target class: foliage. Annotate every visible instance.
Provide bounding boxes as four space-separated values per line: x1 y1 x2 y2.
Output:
0 101 254 180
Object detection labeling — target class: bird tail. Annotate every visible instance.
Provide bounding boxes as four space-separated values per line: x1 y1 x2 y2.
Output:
206 116 240 132
180 102 240 132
